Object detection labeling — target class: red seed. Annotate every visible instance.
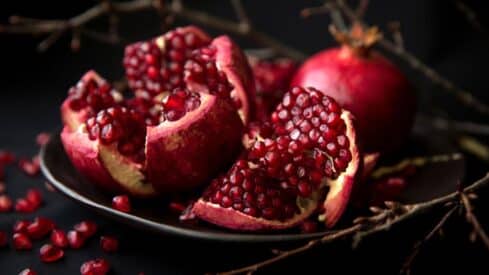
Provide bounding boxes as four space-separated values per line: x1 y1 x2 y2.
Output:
0 230 7 247
112 195 131 213
74 220 98 238
169 201 186 213
15 198 36 213
36 132 51 146
67 230 86 249
51 229 69 248
13 220 31 233
100 235 119 253
18 159 40 177
0 194 13 212
80 258 110 275
0 150 15 165
39 244 64 263
18 268 37 275
27 217 55 239
300 220 318 233
26 188 43 207
0 181 6 193
13 233 32 250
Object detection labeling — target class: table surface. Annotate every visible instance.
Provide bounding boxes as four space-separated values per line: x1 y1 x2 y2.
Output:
1 1 489 274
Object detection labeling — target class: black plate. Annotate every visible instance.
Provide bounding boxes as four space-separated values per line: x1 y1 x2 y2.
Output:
40 124 465 243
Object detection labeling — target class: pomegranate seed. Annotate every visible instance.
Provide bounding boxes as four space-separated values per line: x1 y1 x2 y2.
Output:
51 229 69 248
100 235 119 252
13 233 32 250
74 220 98 238
27 217 55 239
40 244 64 263
300 220 318 233
0 166 4 181
18 269 37 275
36 132 51 146
68 230 86 249
13 220 31 233
169 201 186 213
80 258 110 275
44 181 56 192
26 188 43 207
0 150 15 165
18 159 40 177
0 230 7 247
112 195 131 212
0 194 13 212
15 198 36 213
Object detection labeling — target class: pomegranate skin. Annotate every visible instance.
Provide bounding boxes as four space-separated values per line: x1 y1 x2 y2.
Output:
291 46 416 153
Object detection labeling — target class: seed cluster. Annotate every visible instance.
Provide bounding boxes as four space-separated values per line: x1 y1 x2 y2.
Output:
67 77 117 113
161 89 201 122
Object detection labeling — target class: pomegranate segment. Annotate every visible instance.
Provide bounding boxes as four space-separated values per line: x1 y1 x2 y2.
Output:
194 87 361 230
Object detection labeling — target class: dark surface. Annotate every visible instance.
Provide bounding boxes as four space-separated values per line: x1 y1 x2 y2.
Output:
1 0 489 274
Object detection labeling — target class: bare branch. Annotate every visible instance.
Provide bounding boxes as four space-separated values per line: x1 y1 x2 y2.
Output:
387 21 404 49
454 0 487 35
354 0 369 20
231 0 251 29
458 135 489 162
419 114 489 136
460 192 489 249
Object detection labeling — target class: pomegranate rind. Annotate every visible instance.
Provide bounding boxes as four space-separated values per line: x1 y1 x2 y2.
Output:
145 93 243 192
213 36 255 124
192 192 318 231
320 110 361 227
61 126 156 197
360 152 380 182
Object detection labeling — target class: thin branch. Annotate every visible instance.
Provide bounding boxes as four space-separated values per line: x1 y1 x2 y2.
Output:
37 27 67 52
354 0 369 20
457 135 489 162
460 192 489 249
215 224 363 275
0 0 306 60
231 0 251 30
332 0 489 116
400 205 458 275
419 114 489 136
454 0 487 35
387 21 404 49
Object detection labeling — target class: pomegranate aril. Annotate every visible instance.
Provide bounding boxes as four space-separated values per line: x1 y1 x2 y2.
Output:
36 132 51 146
18 268 37 275
18 159 40 177
100 235 119 253
14 220 31 233
26 188 43 207
74 220 98 238
112 195 131 212
27 217 54 239
0 150 15 165
80 258 110 275
51 229 69 248
15 198 36 213
0 194 13 212
13 233 32 250
68 230 86 249
40 244 64 263
169 201 186 213
0 230 7 247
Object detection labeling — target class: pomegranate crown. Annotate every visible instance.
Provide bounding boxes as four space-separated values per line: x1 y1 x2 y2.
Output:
329 23 382 54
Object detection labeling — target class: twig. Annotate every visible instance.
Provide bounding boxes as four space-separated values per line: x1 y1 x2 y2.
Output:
387 21 404 49
332 0 489 116
457 135 489 162
231 0 251 30
215 224 363 275
354 0 369 20
454 0 487 35
460 192 489 249
419 114 489 136
400 205 458 275
0 0 306 60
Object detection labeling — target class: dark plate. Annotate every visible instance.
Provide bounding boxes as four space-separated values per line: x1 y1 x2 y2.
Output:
40 124 465 243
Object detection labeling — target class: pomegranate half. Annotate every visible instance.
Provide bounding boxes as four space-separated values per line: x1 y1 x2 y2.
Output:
61 26 255 195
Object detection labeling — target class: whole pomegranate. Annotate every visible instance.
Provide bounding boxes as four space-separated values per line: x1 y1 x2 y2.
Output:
61 26 255 195
291 26 416 154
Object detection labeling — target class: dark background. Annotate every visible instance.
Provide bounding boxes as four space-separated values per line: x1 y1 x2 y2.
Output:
1 0 489 274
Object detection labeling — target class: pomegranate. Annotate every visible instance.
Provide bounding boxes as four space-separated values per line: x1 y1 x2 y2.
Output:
291 26 416 154
61 26 254 194
193 87 360 230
